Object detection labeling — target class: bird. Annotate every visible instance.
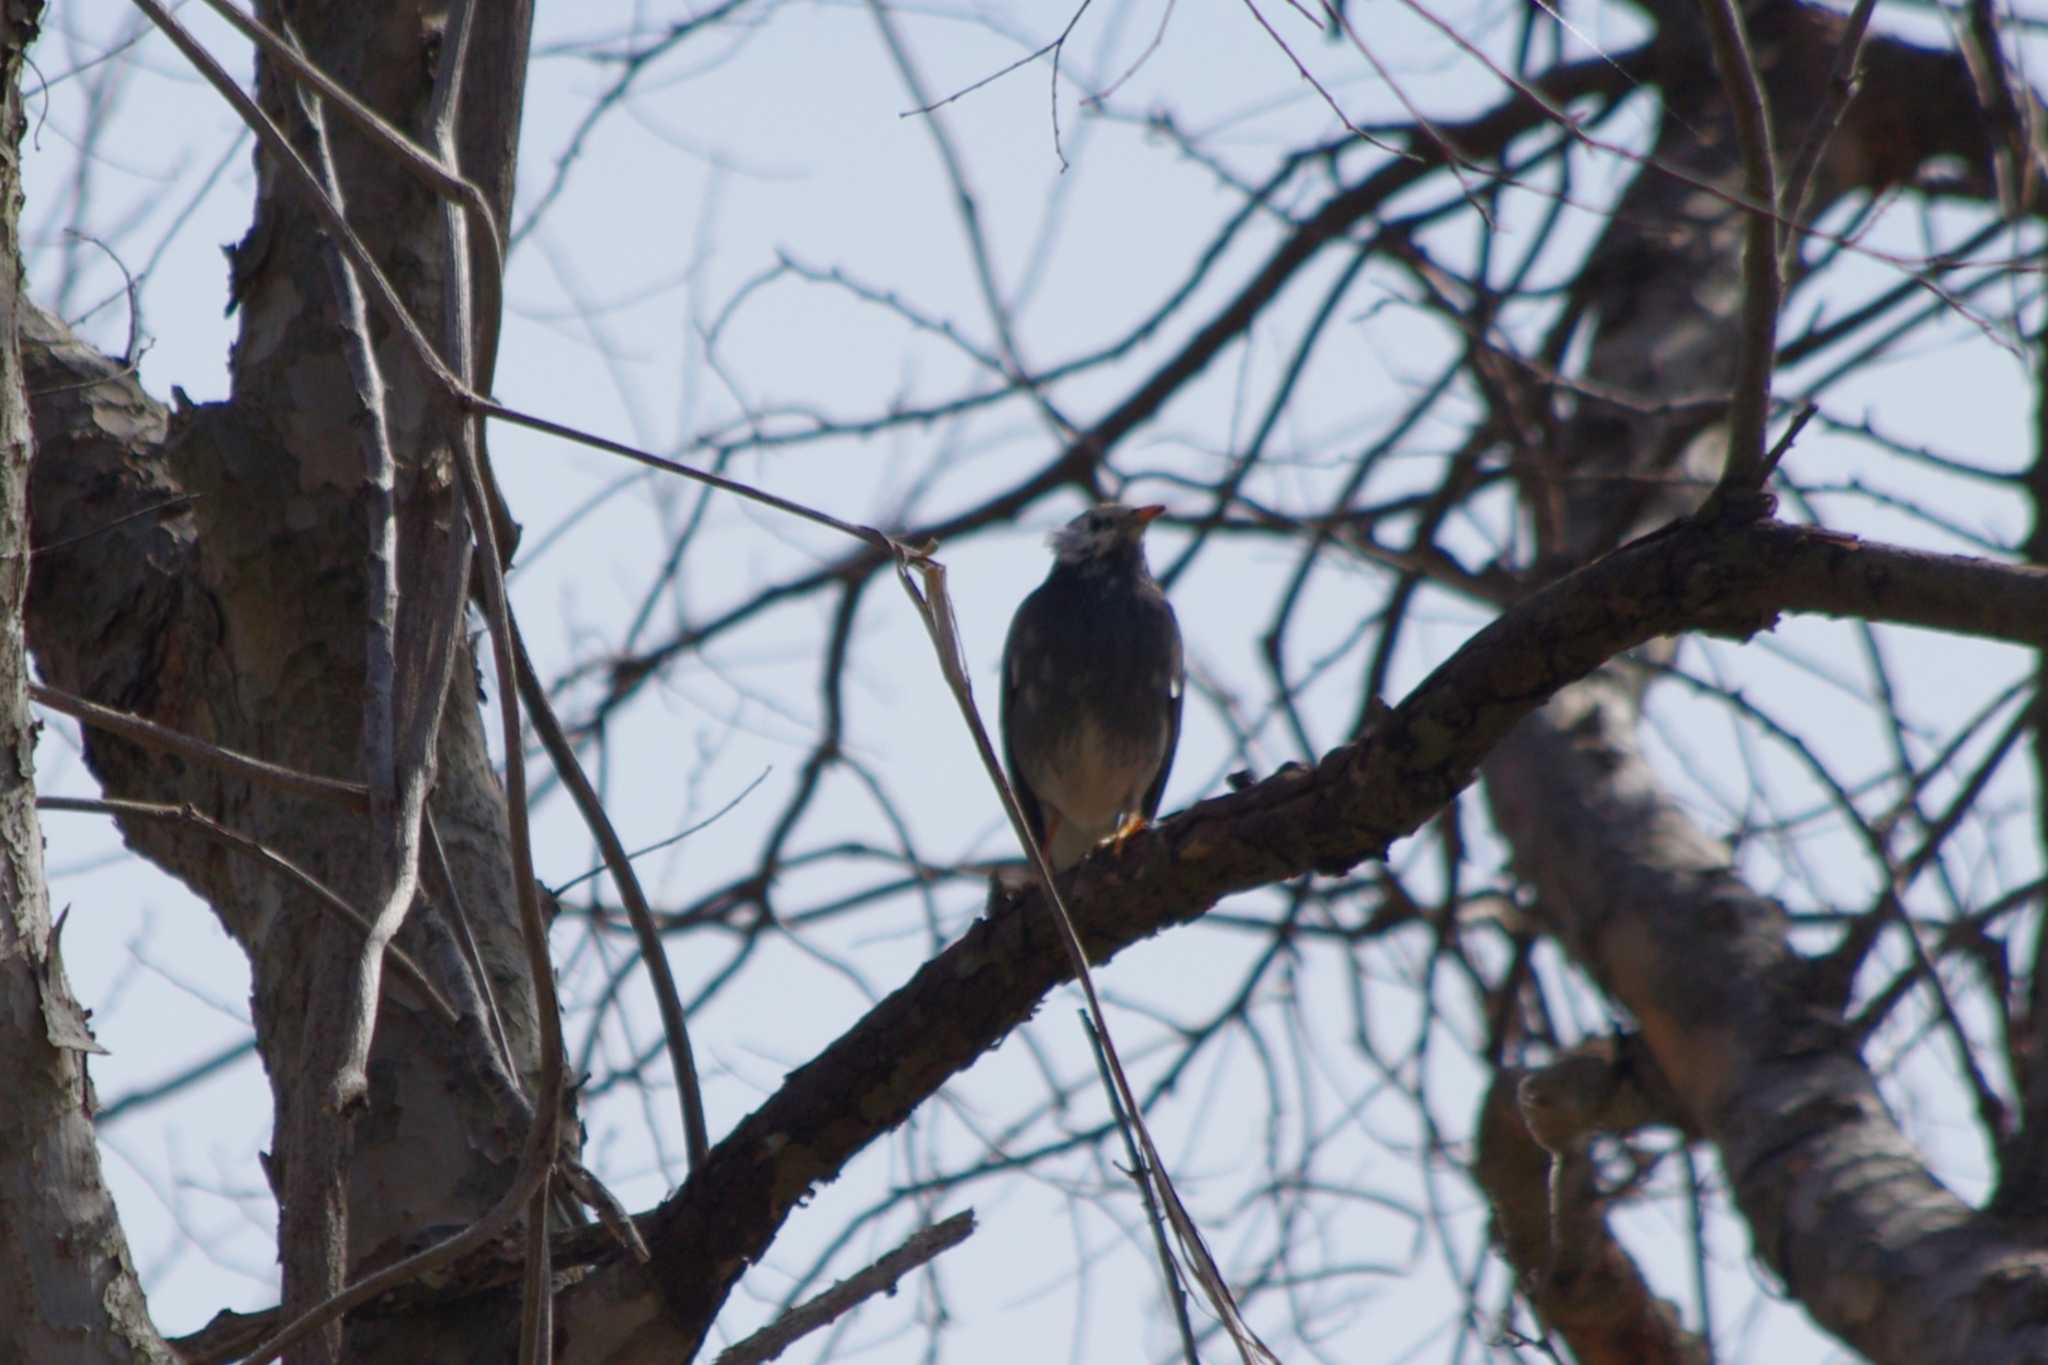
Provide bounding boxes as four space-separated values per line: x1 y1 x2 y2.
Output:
1000 503 1184 871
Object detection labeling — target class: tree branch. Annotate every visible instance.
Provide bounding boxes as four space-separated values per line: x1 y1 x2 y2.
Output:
712 1211 974 1365
564 512 2048 1357
1486 670 2048 1364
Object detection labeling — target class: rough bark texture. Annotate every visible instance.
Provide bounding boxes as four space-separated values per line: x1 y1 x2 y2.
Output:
1543 1 1993 564
16 0 2048 1360
1473 1041 1705 1365
1468 3 2046 1359
0 2 169 1360
1489 676 2048 1364
546 512 2048 1361
32 327 2048 1364
22 2 538 1359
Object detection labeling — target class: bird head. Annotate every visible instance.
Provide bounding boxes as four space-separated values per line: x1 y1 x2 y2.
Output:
1048 503 1166 570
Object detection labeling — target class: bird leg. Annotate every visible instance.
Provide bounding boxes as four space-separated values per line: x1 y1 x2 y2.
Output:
1037 809 1062 865
1109 812 1149 854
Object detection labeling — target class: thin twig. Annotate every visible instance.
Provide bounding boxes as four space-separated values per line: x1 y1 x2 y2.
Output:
551 767 770 898
510 615 712 1170
1760 400 1818 481
31 681 369 810
1240 0 1418 162
425 810 519 1081
60 230 142 366
37 797 456 1025
713 1212 976 1365
289 61 411 1361
1695 0 1782 495
95 1037 259 1126
1081 1013 1199 1365
124 0 569 1353
1776 0 1879 278
23 493 199 560
891 551 1280 1365
519 1174 553 1365
195 0 505 295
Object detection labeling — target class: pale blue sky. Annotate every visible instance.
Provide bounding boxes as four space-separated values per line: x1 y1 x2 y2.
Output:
23 4 2043 1362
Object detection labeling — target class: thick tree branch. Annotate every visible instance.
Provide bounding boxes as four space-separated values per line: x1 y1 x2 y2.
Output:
26 1 546 1352
0 3 169 1359
558 512 2048 1357
23 6 2048 1361
1474 1038 1704 1365
27 271 2048 1357
1551 2 2005 561
1487 671 2048 1365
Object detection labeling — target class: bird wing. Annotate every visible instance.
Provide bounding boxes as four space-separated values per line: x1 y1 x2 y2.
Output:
999 596 1050 847
1140 601 1185 821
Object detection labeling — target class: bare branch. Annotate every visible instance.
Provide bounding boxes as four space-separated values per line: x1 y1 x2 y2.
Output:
1696 0 1783 496
36 796 457 1026
31 681 370 811
712 1211 975 1365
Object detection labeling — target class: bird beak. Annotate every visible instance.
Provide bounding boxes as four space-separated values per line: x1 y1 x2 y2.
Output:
1133 505 1166 528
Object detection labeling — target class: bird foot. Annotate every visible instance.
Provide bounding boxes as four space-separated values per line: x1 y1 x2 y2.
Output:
1109 813 1150 854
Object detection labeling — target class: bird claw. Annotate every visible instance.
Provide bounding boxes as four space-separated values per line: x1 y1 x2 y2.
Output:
1109 813 1149 854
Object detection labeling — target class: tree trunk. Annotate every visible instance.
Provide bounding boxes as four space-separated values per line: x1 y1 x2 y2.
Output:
0 2 169 1359
22 3 542 1359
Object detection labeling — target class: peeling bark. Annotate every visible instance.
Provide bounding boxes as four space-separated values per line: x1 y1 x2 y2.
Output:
14 1 2048 1360
1476 4 2047 1359
0 2 170 1358
1488 675 2048 1364
22 2 541 1358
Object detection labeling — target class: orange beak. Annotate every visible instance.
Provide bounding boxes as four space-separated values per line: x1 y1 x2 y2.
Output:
1133 505 1166 528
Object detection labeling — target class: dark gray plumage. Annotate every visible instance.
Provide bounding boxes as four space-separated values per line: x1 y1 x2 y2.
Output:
1000 503 1184 870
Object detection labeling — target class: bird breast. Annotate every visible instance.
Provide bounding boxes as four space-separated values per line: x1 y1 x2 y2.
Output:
1020 709 1169 837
